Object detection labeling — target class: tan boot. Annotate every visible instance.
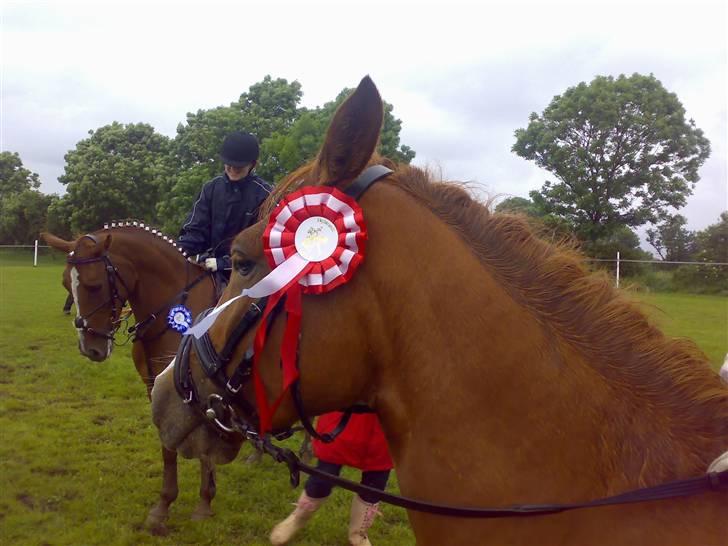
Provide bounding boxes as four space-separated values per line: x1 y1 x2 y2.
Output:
348 495 381 546
269 491 325 545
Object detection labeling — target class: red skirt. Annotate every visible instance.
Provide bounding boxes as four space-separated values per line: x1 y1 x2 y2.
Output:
312 412 393 471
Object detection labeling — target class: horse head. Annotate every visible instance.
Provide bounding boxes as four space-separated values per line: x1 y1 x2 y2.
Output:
43 230 137 361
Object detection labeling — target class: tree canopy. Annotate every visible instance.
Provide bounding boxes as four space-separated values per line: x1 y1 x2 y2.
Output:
646 214 696 262
0 151 40 197
0 152 52 244
513 73 710 243
59 122 174 233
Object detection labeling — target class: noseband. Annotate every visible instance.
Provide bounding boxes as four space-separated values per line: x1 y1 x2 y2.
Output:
67 235 131 341
172 166 393 440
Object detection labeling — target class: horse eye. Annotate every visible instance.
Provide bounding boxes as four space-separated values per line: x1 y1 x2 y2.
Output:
235 259 255 277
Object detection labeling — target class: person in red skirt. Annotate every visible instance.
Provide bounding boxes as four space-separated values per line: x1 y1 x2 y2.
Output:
270 411 393 546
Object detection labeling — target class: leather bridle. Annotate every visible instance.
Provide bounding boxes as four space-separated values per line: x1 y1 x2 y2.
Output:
68 233 212 347
68 234 131 342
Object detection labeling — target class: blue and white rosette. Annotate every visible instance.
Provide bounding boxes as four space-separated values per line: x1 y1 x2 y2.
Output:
167 305 193 333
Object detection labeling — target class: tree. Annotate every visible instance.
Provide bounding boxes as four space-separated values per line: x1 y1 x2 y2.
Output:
59 122 174 232
159 79 416 231
513 73 710 243
673 212 728 292
694 212 728 264
494 196 574 241
0 152 52 244
0 151 40 198
0 189 55 244
646 214 696 261
259 88 415 183
158 77 304 232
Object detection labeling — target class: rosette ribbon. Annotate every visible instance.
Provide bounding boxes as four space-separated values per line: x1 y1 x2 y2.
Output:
185 186 367 434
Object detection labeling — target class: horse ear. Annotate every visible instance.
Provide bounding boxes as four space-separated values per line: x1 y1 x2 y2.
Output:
40 232 74 253
315 75 384 184
103 234 112 251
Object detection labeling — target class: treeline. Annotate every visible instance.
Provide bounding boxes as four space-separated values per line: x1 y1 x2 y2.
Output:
0 76 414 243
1 73 725 291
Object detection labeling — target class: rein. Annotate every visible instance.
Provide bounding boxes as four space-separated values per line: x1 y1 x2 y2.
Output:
252 436 727 518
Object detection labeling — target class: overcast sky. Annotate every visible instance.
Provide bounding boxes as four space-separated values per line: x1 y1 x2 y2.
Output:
2 0 726 232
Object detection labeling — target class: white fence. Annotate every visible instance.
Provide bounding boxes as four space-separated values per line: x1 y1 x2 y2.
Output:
2 244 727 285
0 242 52 266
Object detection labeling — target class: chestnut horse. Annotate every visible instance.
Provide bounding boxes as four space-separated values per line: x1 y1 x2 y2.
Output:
42 223 237 535
151 78 728 545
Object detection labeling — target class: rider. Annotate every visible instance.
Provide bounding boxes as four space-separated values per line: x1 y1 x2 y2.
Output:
177 131 271 289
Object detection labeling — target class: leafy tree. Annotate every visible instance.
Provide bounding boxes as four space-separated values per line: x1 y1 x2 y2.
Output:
494 196 574 241
673 212 728 292
646 214 696 261
0 151 40 198
159 80 416 231
0 189 55 244
158 77 304 231
0 152 53 244
59 122 174 232
694 212 728 264
513 73 710 243
584 225 653 276
259 88 415 183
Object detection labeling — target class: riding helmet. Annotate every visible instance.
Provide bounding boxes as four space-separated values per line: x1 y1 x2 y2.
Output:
220 131 260 166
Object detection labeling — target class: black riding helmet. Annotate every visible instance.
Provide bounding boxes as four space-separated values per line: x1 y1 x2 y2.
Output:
220 131 260 166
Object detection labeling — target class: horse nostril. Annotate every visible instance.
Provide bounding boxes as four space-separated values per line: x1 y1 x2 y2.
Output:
87 348 105 361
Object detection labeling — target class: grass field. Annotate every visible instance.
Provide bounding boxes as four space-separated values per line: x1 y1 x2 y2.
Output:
1 259 726 546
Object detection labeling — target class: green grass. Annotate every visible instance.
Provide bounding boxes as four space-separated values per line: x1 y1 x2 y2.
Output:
1 262 725 545
0 263 413 546
626 291 727 370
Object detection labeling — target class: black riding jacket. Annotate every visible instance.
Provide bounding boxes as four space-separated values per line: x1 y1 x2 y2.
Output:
177 172 272 275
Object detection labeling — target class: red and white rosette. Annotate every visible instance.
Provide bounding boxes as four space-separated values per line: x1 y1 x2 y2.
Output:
185 186 367 435
250 186 367 298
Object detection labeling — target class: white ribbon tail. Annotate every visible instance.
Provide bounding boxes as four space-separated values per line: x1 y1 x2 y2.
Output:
242 253 309 298
184 294 245 339
184 253 310 339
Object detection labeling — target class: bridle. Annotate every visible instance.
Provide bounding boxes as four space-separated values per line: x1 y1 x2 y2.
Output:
68 233 212 347
173 166 393 442
68 234 131 342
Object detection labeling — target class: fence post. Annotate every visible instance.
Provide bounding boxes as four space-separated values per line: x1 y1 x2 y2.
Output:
615 251 620 288
34 240 39 267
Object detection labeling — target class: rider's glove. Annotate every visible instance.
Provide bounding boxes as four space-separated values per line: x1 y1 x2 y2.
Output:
204 257 218 272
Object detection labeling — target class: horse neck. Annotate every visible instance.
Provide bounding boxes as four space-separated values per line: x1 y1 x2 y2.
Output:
107 230 195 318
362 184 726 505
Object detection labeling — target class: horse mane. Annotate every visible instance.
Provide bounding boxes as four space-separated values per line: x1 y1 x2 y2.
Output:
264 160 728 453
389 164 728 448
91 219 190 258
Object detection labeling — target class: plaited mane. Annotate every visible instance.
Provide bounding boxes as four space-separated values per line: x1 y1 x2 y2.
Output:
98 219 189 257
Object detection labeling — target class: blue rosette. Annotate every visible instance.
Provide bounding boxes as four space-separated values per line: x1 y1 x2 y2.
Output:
167 305 193 333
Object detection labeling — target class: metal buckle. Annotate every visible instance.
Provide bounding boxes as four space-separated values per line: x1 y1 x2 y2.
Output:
226 380 241 394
